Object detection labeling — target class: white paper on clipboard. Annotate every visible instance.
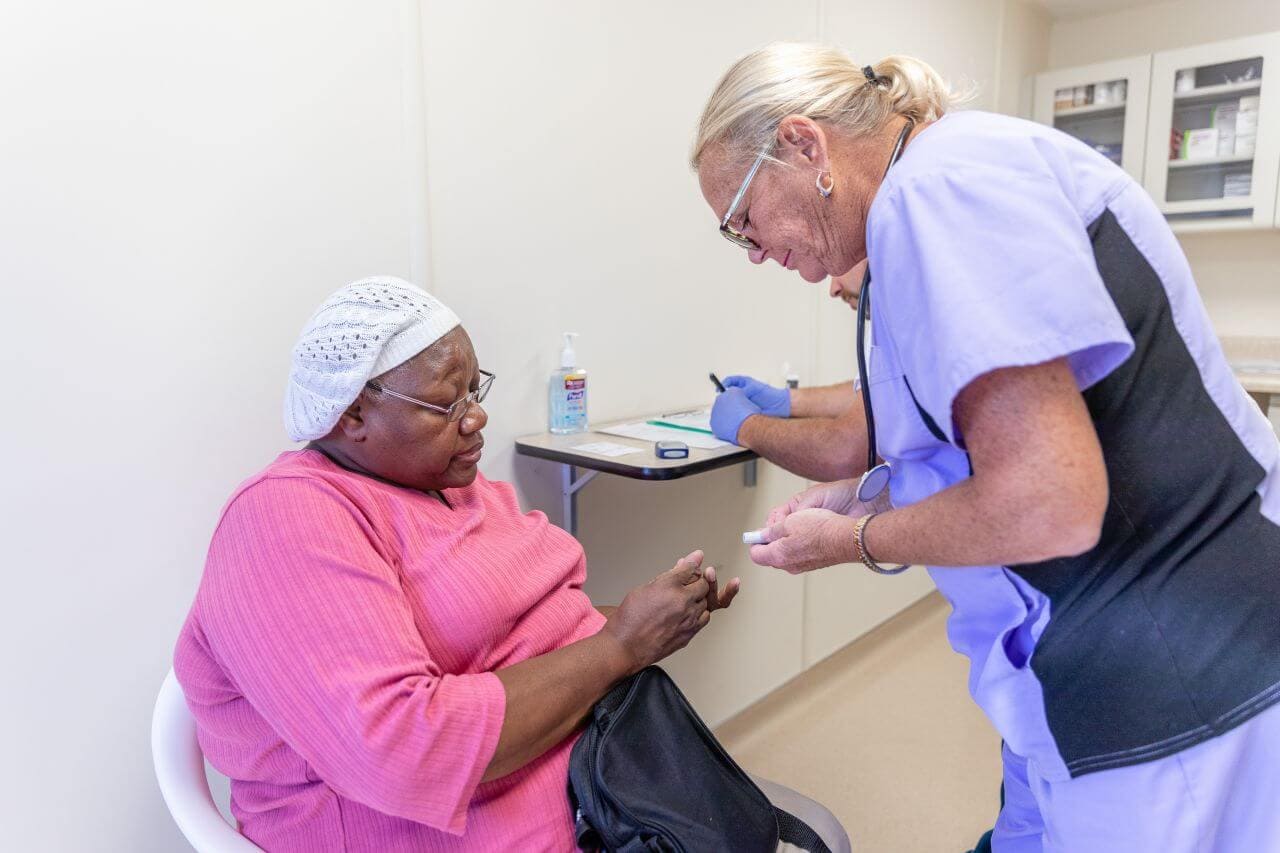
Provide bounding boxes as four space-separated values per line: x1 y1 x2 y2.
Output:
598 421 731 450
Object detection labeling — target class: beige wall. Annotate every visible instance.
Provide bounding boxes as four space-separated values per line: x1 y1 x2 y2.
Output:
1048 0 1280 337
0 2 1047 849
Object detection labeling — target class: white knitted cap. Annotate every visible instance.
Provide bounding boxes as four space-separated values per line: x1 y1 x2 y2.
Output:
284 276 461 441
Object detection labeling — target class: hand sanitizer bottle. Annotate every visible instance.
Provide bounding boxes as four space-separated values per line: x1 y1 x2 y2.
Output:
549 332 588 434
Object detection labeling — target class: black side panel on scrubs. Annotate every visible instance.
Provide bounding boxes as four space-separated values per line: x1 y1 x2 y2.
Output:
1008 208 1280 777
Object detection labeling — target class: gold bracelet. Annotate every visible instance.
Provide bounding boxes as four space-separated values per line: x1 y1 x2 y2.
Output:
854 513 910 576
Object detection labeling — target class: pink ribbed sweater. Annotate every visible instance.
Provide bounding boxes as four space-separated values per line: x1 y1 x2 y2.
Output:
174 449 605 851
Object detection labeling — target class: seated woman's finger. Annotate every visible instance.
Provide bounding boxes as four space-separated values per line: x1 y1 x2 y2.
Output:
716 577 741 609
683 575 709 602
666 557 700 584
704 567 720 611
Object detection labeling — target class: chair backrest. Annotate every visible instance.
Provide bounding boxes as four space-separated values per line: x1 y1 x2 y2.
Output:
151 668 263 852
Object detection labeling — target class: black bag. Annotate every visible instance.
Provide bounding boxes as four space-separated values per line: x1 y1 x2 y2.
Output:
568 667 831 852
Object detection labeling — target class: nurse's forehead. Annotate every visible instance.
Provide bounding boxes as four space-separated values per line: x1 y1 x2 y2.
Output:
697 151 746 217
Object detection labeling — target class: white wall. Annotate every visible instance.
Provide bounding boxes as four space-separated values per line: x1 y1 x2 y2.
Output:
1047 0 1280 336
0 2 1045 849
0 3 416 851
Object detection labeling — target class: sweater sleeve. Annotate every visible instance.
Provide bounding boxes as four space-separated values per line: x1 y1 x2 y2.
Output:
197 475 506 835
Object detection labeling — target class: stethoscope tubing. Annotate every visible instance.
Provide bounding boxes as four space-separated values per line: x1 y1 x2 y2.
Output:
856 118 915 475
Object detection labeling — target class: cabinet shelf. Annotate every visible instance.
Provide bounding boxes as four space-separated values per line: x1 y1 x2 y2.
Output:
1168 154 1254 169
1173 80 1261 106
1054 102 1127 119
1169 215 1257 233
1161 196 1255 214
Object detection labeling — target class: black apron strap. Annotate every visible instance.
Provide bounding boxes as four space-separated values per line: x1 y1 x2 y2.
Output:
902 375 948 444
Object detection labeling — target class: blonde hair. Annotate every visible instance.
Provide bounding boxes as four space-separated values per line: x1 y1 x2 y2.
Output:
691 43 969 170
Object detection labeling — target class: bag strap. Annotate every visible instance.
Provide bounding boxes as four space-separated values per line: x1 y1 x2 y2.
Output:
576 804 830 852
774 806 833 853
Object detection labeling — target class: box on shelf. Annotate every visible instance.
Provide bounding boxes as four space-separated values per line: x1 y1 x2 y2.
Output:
1235 98 1259 157
1213 104 1238 156
1093 79 1123 105
1054 88 1074 110
1224 174 1253 197
1181 127 1219 160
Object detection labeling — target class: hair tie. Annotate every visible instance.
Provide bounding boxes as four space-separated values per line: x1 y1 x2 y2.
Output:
862 65 877 83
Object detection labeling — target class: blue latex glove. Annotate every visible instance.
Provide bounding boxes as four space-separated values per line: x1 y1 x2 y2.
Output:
723 375 791 417
710 387 763 445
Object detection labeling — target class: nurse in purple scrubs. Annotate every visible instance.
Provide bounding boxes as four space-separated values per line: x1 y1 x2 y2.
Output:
692 42 1280 851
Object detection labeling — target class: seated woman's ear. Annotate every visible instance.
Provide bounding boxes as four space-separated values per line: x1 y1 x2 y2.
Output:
334 400 368 442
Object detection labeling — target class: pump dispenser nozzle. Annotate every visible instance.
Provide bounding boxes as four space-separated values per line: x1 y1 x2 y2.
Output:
560 332 579 368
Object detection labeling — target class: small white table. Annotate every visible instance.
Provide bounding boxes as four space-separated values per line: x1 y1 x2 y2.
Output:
515 416 758 536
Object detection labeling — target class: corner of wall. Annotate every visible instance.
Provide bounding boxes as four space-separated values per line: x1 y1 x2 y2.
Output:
995 0 1053 117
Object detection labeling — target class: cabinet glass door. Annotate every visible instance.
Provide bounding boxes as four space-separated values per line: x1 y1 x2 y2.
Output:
1033 56 1151 182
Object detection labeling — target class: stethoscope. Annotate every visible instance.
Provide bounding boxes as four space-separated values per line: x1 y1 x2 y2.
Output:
854 118 914 508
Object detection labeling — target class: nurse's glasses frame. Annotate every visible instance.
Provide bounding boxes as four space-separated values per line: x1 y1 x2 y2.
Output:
719 148 770 250
365 370 495 422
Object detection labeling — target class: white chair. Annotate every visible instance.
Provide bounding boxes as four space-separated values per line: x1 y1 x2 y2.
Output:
151 668 263 852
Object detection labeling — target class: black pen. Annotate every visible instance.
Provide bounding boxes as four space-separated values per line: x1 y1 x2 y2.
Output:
709 372 726 393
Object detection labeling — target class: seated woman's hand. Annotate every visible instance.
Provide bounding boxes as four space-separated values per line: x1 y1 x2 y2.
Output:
602 550 740 675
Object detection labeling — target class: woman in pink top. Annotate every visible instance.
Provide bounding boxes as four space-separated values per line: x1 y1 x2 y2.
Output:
174 278 740 851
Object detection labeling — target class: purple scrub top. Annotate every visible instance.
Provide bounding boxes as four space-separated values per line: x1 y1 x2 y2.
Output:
863 111 1280 781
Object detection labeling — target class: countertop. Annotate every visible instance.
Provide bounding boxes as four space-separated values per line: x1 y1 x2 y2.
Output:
1221 337 1280 396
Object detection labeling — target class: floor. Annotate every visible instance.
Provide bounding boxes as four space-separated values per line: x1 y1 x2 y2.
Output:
716 592 1004 853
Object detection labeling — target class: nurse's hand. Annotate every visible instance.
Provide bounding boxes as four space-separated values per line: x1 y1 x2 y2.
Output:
767 479 876 526
749 508 857 574
710 387 763 444
722 375 791 417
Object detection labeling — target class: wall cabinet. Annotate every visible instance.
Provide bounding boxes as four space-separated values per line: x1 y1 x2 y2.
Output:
1034 32 1280 231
